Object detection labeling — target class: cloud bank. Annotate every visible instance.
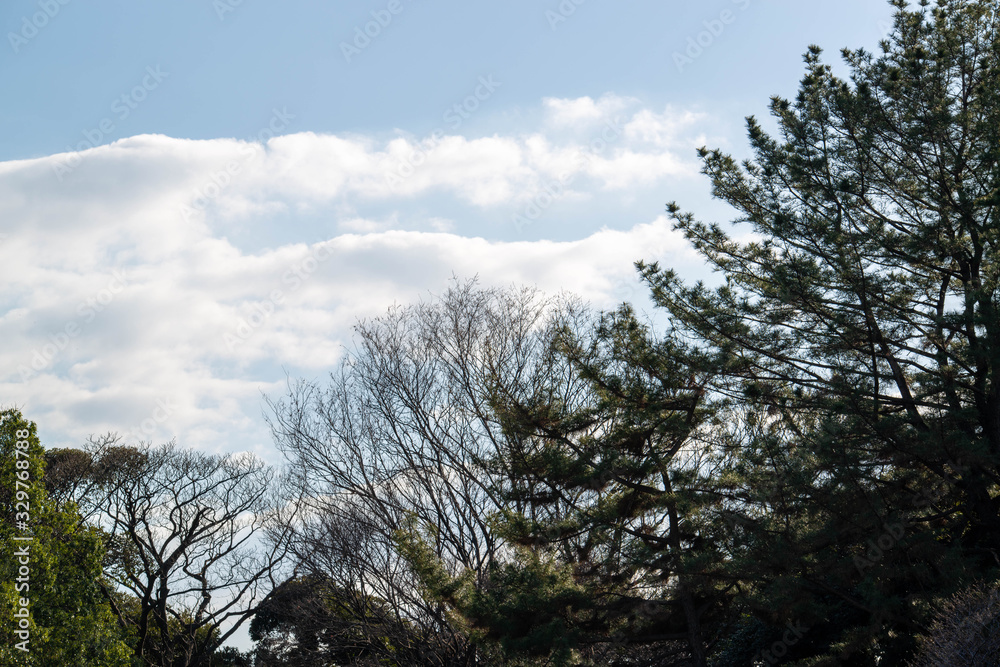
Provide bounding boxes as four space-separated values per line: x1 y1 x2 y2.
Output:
0 96 713 458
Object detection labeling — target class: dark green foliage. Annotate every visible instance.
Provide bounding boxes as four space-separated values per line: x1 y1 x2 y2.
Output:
635 0 1000 661
412 1 1000 664
475 306 728 666
209 647 253 667
394 521 591 665
250 575 394 666
379 299 733 665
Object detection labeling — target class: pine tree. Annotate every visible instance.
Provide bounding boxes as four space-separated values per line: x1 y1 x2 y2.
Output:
638 0 1000 661
426 306 730 666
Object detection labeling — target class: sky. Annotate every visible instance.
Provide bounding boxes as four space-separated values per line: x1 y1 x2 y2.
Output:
1 0 900 462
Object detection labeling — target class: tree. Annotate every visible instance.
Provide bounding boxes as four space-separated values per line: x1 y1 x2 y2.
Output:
268 280 589 665
249 575 396 666
272 281 736 665
264 3 1000 663
44 437 150 523
90 440 295 667
209 647 253 667
0 408 132 666
405 302 732 667
636 0 1000 661
910 582 1000 666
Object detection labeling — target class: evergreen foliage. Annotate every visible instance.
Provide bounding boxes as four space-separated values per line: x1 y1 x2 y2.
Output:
390 1 1000 663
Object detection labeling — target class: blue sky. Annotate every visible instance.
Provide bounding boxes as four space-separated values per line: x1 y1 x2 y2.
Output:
5 1 893 162
1 0 898 460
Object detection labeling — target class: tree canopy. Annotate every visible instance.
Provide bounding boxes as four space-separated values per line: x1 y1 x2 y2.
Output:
639 0 1000 660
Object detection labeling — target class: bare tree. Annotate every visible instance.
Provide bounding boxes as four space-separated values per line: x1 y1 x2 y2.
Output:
910 582 1000 667
267 279 590 665
88 441 295 667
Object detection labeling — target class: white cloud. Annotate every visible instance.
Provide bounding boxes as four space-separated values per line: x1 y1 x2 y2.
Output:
0 96 715 461
624 106 708 148
543 93 637 126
